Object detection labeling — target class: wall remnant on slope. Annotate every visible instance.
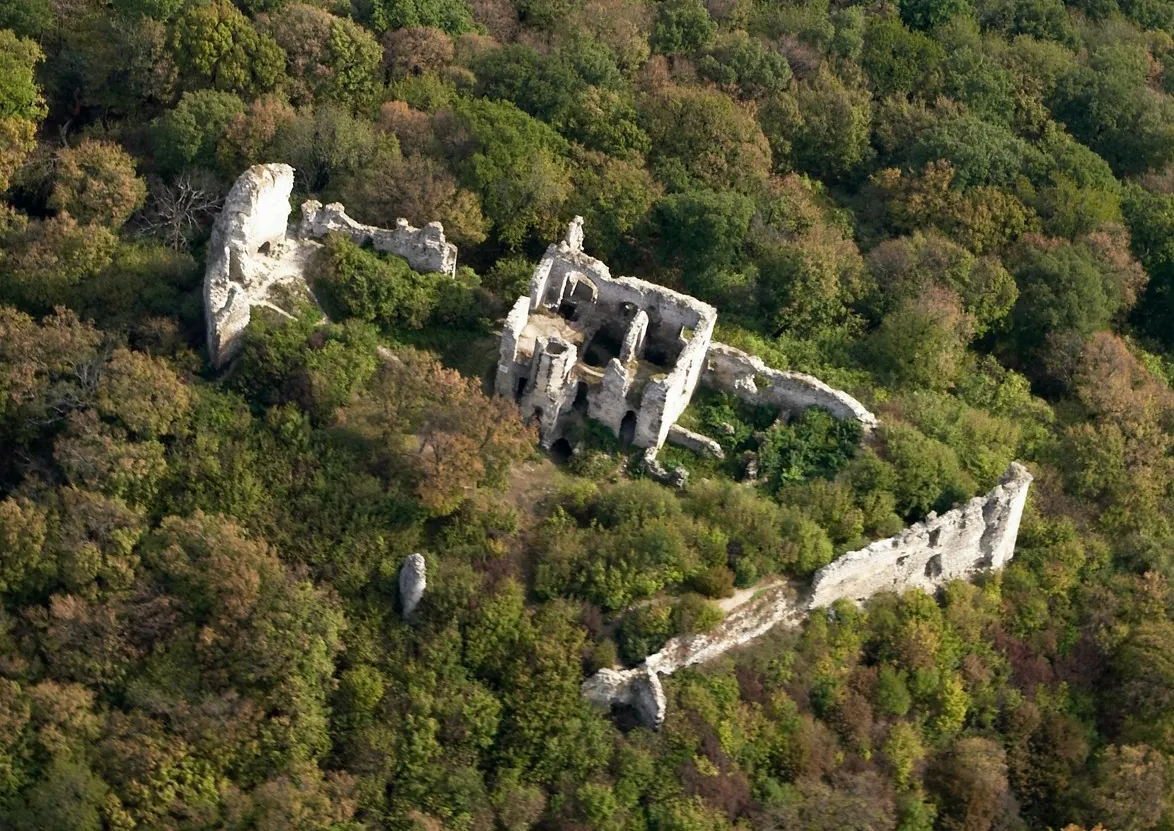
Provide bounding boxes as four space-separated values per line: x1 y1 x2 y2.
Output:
300 201 457 277
808 462 1033 609
203 163 459 367
581 463 1033 728
700 342 878 433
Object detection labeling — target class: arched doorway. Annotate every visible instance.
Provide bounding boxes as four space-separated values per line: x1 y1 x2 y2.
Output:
550 437 573 463
619 410 637 445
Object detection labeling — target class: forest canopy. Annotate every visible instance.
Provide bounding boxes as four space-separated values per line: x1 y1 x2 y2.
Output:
2 0 1174 828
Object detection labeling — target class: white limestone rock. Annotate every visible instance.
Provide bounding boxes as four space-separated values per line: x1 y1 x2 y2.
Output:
399 553 427 618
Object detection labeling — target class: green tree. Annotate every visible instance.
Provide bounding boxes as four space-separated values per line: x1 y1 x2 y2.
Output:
153 89 246 175
366 0 475 33
323 234 439 328
761 68 872 182
168 0 286 95
449 98 572 248
49 140 147 228
652 189 754 274
900 0 971 28
0 214 119 310
273 103 381 194
1052 44 1174 176
867 286 974 391
0 29 44 192
757 407 863 490
866 231 1017 334
263 5 382 110
641 84 772 192
696 31 793 98
650 0 716 54
861 17 944 97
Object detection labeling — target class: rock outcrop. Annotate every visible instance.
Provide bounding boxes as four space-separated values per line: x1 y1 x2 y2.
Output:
203 163 459 368
582 463 1033 728
399 553 427 618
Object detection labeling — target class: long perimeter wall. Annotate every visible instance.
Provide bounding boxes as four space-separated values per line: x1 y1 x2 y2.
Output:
582 462 1033 727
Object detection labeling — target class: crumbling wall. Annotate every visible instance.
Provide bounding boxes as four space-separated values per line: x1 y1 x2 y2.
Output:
808 462 1033 609
204 163 460 367
204 163 297 367
582 463 1033 728
633 308 716 449
300 201 457 277
498 217 718 451
666 424 724 458
702 342 878 433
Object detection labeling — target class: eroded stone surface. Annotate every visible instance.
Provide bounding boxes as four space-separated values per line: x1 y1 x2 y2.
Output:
582 463 1033 728
204 163 458 367
399 553 427 618
701 342 877 433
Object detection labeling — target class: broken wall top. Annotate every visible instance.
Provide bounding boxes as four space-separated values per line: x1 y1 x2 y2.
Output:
529 217 717 332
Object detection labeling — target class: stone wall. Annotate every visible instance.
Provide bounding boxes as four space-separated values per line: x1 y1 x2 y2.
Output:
496 218 719 451
702 342 878 433
204 163 296 367
204 163 459 367
582 462 1033 728
300 201 457 277
808 462 1033 609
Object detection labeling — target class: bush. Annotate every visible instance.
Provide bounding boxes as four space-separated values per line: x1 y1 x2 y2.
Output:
672 592 724 634
690 565 736 598
618 600 674 664
323 233 437 328
883 422 976 518
757 407 862 491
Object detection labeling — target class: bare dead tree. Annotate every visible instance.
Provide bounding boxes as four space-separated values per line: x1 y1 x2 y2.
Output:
136 173 224 251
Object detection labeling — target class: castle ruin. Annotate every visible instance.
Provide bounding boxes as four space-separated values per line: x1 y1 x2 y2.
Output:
204 163 458 367
494 219 877 458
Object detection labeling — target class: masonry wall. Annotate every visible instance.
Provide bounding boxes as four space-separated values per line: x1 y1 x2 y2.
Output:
204 163 295 367
702 342 878 432
299 201 458 276
808 462 1033 608
204 163 459 368
581 462 1033 728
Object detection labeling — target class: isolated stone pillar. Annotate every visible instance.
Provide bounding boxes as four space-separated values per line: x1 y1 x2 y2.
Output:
399 553 426 618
